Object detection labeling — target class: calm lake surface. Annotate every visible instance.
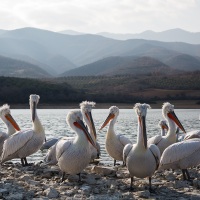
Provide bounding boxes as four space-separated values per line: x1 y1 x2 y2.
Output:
0 109 200 165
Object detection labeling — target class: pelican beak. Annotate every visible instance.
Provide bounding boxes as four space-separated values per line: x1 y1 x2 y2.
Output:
167 111 186 133
99 113 115 130
162 124 168 130
74 119 97 149
32 102 36 122
85 111 97 139
140 116 147 149
5 114 20 131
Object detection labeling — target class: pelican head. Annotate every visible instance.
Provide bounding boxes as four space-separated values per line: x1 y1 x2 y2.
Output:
162 102 186 133
100 106 119 130
0 104 20 131
158 120 168 131
29 94 40 122
66 110 96 148
134 103 151 148
80 101 97 139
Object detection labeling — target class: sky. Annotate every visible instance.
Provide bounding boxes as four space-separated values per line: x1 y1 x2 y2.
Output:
1 0 200 33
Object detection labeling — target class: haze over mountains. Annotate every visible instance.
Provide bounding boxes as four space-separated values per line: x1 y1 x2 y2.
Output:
0 27 200 78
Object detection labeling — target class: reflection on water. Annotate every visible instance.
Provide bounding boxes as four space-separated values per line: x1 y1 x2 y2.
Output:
0 108 199 165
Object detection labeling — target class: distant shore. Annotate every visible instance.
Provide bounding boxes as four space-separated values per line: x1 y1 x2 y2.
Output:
9 100 200 109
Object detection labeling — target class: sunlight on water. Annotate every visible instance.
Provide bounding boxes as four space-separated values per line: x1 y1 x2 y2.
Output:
0 108 199 165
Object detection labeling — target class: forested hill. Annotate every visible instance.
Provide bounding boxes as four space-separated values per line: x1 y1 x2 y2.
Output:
0 72 200 105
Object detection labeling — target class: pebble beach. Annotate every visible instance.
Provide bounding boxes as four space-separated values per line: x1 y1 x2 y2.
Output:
0 160 200 200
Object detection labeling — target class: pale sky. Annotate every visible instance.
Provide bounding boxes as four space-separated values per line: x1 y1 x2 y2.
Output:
1 0 200 33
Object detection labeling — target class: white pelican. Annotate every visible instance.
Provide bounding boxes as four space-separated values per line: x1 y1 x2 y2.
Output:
44 101 98 165
184 130 200 140
159 138 200 181
79 101 100 160
123 103 160 191
1 94 45 166
56 109 96 182
0 104 20 156
100 106 132 166
148 102 186 155
158 120 168 136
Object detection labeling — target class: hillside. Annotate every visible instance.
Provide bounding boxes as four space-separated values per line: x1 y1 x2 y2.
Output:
0 55 51 78
0 27 200 78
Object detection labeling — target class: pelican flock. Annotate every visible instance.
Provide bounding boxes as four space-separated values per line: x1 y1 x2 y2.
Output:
0 96 200 197
1 94 45 166
100 106 132 166
123 103 160 191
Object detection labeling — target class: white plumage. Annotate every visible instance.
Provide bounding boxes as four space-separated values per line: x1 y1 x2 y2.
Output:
1 94 45 166
100 106 132 166
184 130 200 140
158 120 168 136
124 103 160 191
148 102 186 155
159 138 200 180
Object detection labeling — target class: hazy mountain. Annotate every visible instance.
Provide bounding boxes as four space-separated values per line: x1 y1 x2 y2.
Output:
0 55 51 78
61 56 176 76
59 30 85 35
0 27 200 77
98 28 200 44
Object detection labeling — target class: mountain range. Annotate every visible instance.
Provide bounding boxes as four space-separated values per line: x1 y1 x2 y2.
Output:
0 27 200 78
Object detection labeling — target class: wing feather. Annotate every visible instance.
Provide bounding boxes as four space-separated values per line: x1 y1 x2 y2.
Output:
1 129 33 162
149 144 161 169
118 134 132 146
148 135 163 146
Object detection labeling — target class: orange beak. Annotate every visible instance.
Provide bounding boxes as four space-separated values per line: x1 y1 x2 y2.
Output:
99 113 115 130
5 114 20 131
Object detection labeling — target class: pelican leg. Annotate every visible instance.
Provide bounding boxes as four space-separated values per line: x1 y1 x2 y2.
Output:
24 157 29 166
149 177 155 193
123 161 126 166
77 173 81 182
130 177 134 191
185 169 193 182
182 169 187 180
114 160 116 166
61 172 66 182
21 158 25 166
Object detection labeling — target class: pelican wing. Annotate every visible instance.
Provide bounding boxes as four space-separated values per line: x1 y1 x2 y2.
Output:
160 139 200 166
44 143 58 165
1 129 33 162
123 143 133 162
149 144 161 169
184 130 200 140
0 132 7 140
117 134 132 146
40 138 59 151
148 135 163 146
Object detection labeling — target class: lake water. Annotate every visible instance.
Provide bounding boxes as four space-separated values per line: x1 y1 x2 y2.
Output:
0 108 200 165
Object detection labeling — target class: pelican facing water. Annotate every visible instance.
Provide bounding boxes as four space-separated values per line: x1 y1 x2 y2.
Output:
0 104 20 156
1 95 45 166
159 138 200 181
148 102 186 155
123 103 160 191
55 110 96 182
100 106 132 166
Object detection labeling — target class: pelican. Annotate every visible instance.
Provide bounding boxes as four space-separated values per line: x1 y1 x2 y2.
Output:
184 130 200 140
80 101 100 160
123 103 160 191
1 94 45 166
100 106 132 166
159 138 200 181
44 101 99 165
148 102 186 155
0 104 20 156
56 109 96 182
158 120 168 136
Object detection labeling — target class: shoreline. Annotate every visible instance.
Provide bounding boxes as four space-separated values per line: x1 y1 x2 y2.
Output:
9 100 200 109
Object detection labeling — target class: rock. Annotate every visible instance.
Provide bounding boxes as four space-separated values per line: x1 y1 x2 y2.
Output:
84 175 96 184
5 193 23 200
91 166 116 176
68 174 79 182
44 187 59 199
116 170 130 178
19 174 31 182
0 189 9 195
93 188 100 194
165 173 176 181
138 190 150 199
80 185 91 195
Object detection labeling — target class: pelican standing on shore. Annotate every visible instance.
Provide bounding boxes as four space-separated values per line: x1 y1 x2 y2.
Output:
123 103 160 191
55 110 96 182
0 104 20 156
100 106 132 166
148 102 186 154
159 138 200 181
1 94 45 166
80 101 100 160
